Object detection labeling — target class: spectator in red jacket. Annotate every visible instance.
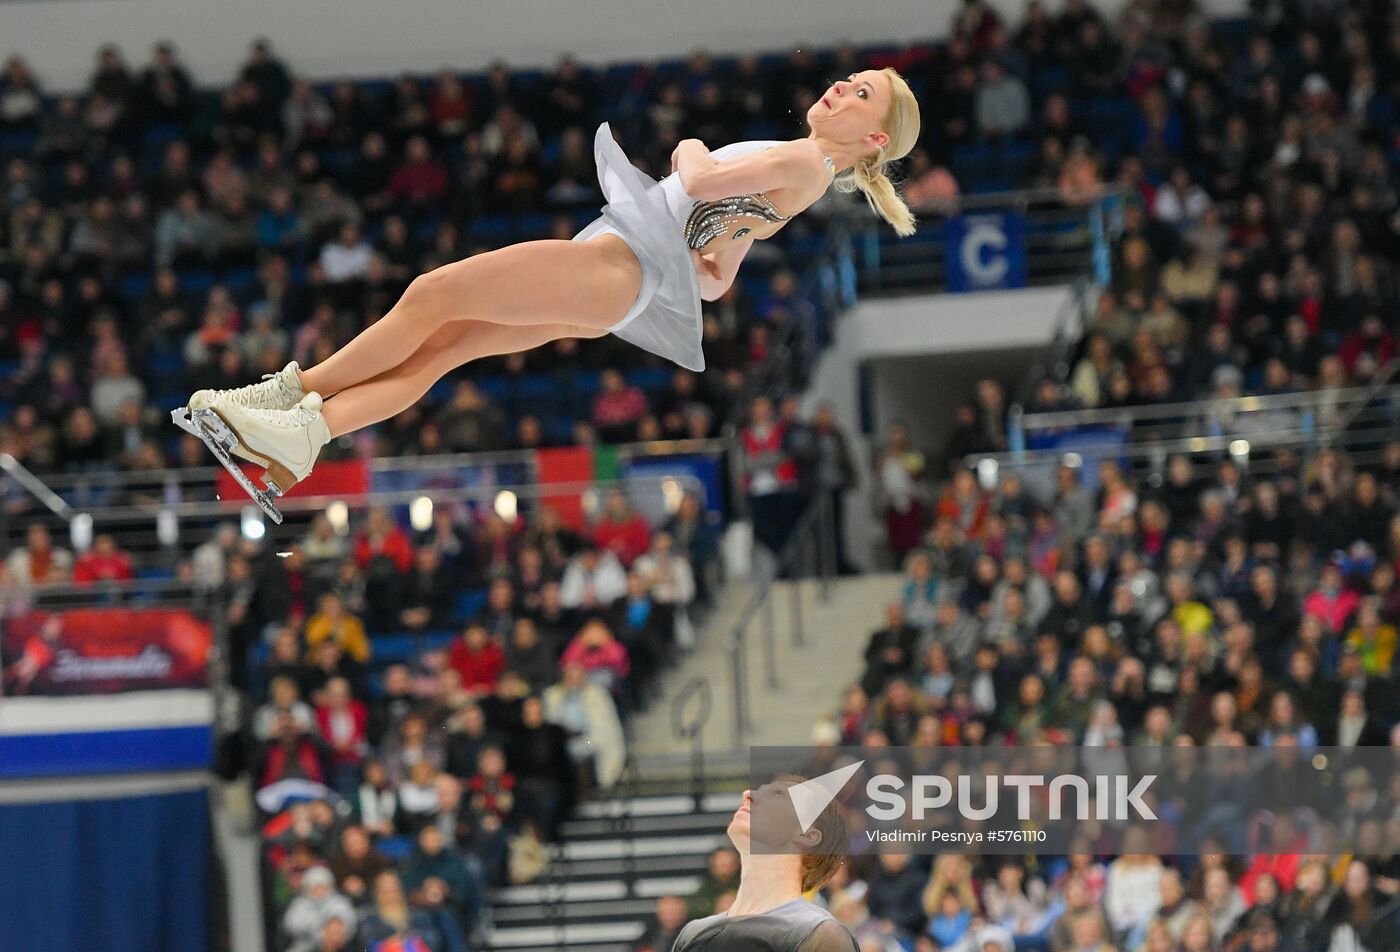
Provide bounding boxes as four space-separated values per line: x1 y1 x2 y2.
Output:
591 369 648 443
739 395 800 556
388 135 448 207
72 533 134 584
935 468 990 540
559 618 631 696
257 713 329 793
428 71 474 138
591 490 652 567
316 676 369 798
354 507 414 574
1303 561 1360 634
448 623 506 697
1338 314 1396 380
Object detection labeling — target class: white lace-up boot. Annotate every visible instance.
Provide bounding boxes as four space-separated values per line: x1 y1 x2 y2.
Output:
188 361 306 412
214 392 330 491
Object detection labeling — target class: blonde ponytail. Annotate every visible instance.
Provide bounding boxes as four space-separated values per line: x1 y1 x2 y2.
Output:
837 157 917 237
833 67 922 238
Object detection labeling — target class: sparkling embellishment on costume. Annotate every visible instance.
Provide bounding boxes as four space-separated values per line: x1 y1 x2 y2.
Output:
683 192 790 251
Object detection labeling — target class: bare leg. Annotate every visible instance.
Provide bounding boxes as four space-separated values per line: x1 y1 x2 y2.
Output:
301 237 641 398
320 319 605 437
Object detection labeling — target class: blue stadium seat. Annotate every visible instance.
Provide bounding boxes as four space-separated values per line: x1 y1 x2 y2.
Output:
629 367 672 392
454 588 487 622
569 369 602 399
145 349 186 386
543 414 577 444
421 630 459 651
514 374 556 398
119 273 153 300
377 837 414 861
369 633 420 664
222 267 259 294
179 269 217 293
0 130 36 157
1032 65 1071 99
1087 98 1136 138
468 215 515 243
143 124 185 149
153 392 188 413
517 212 555 237
515 374 563 417
474 375 511 402
428 377 457 402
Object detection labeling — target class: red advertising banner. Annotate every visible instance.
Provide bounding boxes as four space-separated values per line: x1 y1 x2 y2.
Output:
1 609 212 696
535 445 594 531
215 457 370 504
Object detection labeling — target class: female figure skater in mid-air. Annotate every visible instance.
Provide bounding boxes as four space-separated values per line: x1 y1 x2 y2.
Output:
182 69 920 497
671 779 857 951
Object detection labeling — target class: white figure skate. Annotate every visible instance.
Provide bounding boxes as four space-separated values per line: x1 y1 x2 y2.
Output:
172 392 329 524
187 361 305 412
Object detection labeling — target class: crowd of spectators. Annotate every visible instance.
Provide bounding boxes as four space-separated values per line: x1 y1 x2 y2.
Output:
1 475 723 951
221 483 719 952
747 0 1400 911
917 0 1400 414
8 0 1400 947
0 35 845 484
812 426 1400 952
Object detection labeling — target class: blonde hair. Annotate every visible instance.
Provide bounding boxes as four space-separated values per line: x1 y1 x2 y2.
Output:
833 67 921 237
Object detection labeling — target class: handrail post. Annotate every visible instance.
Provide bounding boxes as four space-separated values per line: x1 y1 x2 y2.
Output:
762 567 779 690
818 490 834 602
730 632 749 746
790 567 805 648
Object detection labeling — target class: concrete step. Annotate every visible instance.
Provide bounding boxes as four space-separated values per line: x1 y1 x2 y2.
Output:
560 810 737 840
486 921 646 949
553 831 727 863
479 573 898 952
493 874 703 906
491 897 668 925
574 791 739 818
628 572 899 756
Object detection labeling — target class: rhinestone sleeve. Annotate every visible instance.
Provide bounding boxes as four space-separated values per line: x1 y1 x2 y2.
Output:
683 193 790 251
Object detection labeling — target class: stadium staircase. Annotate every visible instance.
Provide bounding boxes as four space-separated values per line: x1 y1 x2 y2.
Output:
479 571 900 951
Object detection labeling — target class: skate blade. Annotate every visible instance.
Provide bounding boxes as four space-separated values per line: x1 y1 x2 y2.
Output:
172 407 285 524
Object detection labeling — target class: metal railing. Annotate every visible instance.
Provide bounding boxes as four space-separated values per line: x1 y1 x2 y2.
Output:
968 380 1400 488
0 453 74 519
670 675 714 800
858 187 1119 295
728 491 837 747
1014 278 1095 407
3 438 731 564
719 221 857 442
24 437 730 504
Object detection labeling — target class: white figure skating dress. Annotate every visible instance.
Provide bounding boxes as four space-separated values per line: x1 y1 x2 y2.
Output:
573 122 834 372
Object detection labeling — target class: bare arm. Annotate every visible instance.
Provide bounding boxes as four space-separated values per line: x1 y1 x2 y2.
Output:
674 138 826 203
692 237 753 301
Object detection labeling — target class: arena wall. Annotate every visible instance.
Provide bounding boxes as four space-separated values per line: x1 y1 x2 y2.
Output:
4 0 1249 92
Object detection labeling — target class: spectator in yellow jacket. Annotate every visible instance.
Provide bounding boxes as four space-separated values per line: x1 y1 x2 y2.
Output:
304 592 371 663
1345 599 1396 674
